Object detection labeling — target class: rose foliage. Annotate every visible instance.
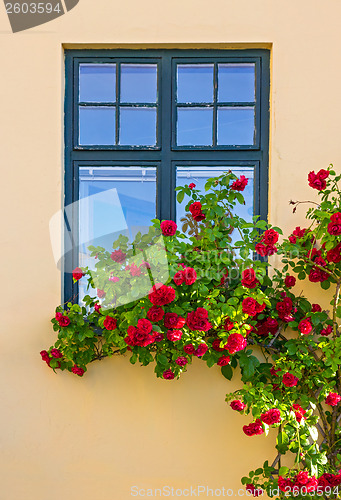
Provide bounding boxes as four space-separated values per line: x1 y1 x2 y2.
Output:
42 166 341 499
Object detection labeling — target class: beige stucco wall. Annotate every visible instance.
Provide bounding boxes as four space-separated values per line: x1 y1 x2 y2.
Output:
1 1 341 499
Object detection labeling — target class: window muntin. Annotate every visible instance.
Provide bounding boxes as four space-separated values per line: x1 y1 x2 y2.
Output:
176 166 254 227
78 62 159 146
174 62 256 147
78 165 157 301
65 49 269 302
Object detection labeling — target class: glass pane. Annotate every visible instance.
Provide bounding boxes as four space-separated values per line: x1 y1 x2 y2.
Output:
218 63 255 102
120 64 157 103
217 107 254 145
79 106 116 145
176 166 254 226
177 64 214 103
119 107 157 146
78 166 157 302
177 107 213 146
79 64 116 103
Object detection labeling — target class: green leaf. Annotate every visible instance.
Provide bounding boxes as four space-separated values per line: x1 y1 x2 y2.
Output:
239 354 260 380
321 280 331 290
278 466 289 476
156 354 168 366
177 191 185 203
221 365 233 380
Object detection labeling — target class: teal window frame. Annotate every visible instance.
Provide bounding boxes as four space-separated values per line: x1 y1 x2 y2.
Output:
64 48 270 302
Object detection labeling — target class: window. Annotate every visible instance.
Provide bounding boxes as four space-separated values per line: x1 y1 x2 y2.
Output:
64 49 270 302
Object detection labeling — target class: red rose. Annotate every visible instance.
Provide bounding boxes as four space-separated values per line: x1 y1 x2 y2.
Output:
331 212 341 223
186 308 212 331
298 318 313 335
212 338 225 352
276 297 293 321
167 329 183 342
183 267 197 285
242 297 265 317
295 472 318 493
255 242 277 256
164 313 185 329
309 268 329 283
231 175 248 191
163 369 175 380
270 366 281 377
72 267 84 281
224 318 235 331
110 249 127 262
266 317 279 332
40 350 50 363
173 271 185 286
254 320 270 337
125 326 156 347
189 201 202 217
246 484 263 497
278 477 294 492
243 419 264 436
148 283 176 306
51 348 63 359
217 355 230 366
260 408 281 425
321 325 333 336
97 289 106 298
328 219 341 235
94 303 101 313
327 244 341 263
58 315 70 327
284 275 296 288
325 392 341 406
311 303 322 312
282 372 299 387
189 202 205 221
226 333 247 354
147 306 164 322
241 268 259 289
160 220 177 236
103 316 117 331
292 403 306 422
262 229 279 245
154 333 164 342
289 235 297 244
183 343 195 354
136 318 153 334
128 263 142 277
317 169 330 180
189 183 196 189
230 399 246 411
175 356 188 366
308 169 329 190
293 226 307 238
195 343 208 357
71 365 85 377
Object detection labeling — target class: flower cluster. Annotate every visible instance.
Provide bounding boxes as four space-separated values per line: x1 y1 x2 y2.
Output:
42 167 341 496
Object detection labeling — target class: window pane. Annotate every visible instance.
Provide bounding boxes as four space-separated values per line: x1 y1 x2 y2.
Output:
177 107 213 146
79 64 116 103
177 64 214 103
218 63 255 102
176 166 254 227
119 107 157 146
217 107 254 145
120 64 157 103
78 166 157 301
79 106 116 145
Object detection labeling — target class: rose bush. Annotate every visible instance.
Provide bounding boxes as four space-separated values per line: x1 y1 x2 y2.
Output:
41 166 341 499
